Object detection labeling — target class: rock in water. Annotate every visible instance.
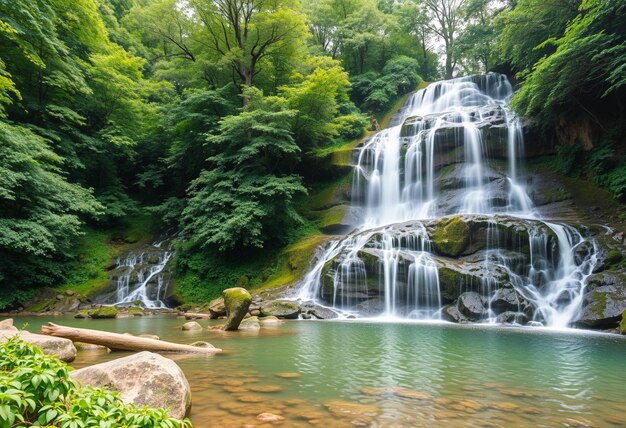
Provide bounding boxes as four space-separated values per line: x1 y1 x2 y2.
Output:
260 300 301 319
90 305 118 319
70 351 191 419
208 297 226 319
223 287 252 331
458 292 485 320
181 321 202 331
239 316 261 330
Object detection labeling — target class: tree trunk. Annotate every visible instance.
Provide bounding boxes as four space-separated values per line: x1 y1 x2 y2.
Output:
41 323 221 354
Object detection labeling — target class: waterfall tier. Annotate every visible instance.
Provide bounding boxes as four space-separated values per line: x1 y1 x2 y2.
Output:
296 74 598 328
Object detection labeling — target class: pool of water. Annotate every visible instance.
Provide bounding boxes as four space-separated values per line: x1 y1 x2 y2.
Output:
14 316 626 427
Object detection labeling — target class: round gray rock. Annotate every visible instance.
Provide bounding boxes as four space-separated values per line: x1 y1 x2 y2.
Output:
260 300 301 319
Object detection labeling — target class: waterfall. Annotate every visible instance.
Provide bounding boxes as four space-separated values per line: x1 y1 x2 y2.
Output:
297 73 597 328
107 242 174 309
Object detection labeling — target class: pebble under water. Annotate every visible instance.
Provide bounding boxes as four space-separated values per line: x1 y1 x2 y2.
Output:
15 316 626 427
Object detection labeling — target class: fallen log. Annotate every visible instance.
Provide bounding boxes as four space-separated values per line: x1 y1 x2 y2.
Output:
41 323 221 354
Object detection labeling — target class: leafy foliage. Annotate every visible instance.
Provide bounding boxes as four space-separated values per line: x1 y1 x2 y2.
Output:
0 336 191 427
181 88 306 251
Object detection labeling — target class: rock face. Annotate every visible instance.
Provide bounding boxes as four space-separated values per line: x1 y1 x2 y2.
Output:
71 351 191 419
260 300 301 319
0 321 76 362
222 287 252 331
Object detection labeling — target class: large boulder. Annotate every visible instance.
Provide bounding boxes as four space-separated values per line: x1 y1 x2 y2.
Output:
260 300 301 319
208 297 226 319
0 321 76 362
71 351 191 419
222 287 252 331
300 302 339 319
239 316 261 330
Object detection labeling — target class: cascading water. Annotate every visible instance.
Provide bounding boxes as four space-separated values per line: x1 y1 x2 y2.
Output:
102 241 174 309
296 73 597 328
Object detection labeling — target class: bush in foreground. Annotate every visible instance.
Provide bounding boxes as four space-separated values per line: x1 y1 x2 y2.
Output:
0 336 192 427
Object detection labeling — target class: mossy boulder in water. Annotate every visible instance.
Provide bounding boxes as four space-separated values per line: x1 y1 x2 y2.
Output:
260 300 301 319
90 305 118 319
619 310 626 335
223 287 252 331
432 216 470 257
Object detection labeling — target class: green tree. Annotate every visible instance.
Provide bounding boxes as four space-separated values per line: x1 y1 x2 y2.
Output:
181 88 306 251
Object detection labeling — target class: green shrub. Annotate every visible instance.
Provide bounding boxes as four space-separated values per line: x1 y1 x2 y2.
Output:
0 336 192 427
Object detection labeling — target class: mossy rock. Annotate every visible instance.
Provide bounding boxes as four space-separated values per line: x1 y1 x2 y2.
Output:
90 305 118 319
619 309 626 335
437 266 463 302
432 216 470 257
222 287 252 331
606 250 623 266
260 300 301 319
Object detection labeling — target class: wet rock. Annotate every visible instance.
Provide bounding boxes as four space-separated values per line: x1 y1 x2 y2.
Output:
71 351 191 419
50 298 81 313
302 313 312 319
490 287 528 313
75 342 108 351
431 216 471 257
458 292 485 320
239 316 261 330
90 305 118 319
300 302 340 319
182 321 202 331
495 311 526 324
250 309 261 316
249 385 282 393
223 287 252 331
576 272 626 328
0 330 76 362
260 300 301 319
208 297 226 319
441 304 469 323
74 309 91 319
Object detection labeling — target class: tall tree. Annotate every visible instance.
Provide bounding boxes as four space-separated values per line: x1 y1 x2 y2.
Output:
422 0 467 79
190 0 308 96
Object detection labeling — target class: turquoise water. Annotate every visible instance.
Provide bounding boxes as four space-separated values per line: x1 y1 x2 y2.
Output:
15 316 626 427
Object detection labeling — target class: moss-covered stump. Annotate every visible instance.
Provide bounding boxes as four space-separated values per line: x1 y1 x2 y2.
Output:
90 305 118 319
432 216 470 257
260 300 301 319
223 287 252 331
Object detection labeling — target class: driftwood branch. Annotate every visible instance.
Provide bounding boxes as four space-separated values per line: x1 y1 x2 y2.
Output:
41 323 221 354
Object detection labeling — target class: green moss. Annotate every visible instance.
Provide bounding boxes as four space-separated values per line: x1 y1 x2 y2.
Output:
432 216 470 257
437 267 462 302
90 305 118 319
619 309 626 335
606 250 623 266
